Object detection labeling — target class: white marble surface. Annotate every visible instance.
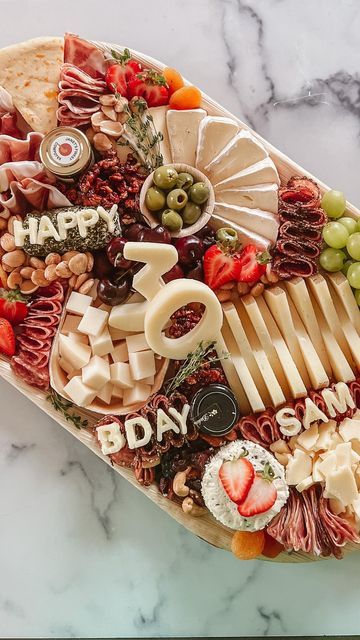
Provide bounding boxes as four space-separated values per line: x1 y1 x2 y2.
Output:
1 0 360 637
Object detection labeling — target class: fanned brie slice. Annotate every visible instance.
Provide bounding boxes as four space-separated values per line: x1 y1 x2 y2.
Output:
215 183 278 214
195 115 239 172
214 157 279 191
204 129 268 183
213 202 279 243
166 108 206 165
211 213 272 251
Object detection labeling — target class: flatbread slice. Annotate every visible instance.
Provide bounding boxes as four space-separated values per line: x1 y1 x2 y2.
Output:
0 37 63 134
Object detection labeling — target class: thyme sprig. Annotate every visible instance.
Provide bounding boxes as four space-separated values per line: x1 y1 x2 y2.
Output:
119 98 164 170
165 341 229 396
47 390 89 430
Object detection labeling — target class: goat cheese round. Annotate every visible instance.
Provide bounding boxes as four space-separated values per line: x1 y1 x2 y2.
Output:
201 440 289 531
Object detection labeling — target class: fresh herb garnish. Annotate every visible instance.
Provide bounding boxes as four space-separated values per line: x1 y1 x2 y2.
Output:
119 100 164 170
165 341 229 396
110 47 132 66
47 390 89 430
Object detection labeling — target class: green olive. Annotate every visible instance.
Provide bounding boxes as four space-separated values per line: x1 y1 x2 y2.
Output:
161 209 183 232
182 201 202 225
166 188 188 211
216 227 238 247
176 172 194 191
189 181 210 205
153 165 178 190
145 186 166 211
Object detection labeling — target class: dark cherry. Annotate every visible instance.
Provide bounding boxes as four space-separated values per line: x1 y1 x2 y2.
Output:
93 250 113 279
195 224 216 250
174 235 204 267
106 237 133 269
138 225 171 244
97 274 132 306
123 223 146 241
186 260 204 281
162 264 185 283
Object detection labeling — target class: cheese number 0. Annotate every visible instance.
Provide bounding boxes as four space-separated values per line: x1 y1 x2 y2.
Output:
123 242 223 359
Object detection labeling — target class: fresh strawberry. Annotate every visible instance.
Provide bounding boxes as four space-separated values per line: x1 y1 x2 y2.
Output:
203 244 241 290
0 317 15 357
105 48 143 96
219 458 254 503
237 245 270 283
127 70 169 107
237 464 277 517
0 288 28 325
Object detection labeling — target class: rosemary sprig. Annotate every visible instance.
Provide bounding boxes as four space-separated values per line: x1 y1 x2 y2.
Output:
165 341 229 396
47 390 88 430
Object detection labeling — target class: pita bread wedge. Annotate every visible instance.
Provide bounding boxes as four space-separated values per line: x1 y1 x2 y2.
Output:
0 37 63 134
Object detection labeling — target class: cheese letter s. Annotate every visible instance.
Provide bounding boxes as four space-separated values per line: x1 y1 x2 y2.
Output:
276 407 302 437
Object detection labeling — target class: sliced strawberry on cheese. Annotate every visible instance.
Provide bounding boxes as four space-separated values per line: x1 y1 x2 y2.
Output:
219 458 254 503
237 471 277 517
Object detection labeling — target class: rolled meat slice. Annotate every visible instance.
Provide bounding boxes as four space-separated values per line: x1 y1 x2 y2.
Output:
279 221 323 244
275 238 321 260
272 255 317 279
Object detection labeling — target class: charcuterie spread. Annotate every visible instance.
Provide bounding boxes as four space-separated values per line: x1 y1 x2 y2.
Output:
2 34 360 563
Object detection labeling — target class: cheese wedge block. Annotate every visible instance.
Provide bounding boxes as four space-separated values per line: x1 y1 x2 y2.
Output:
166 108 207 165
284 278 332 378
213 203 279 243
334 302 360 369
307 275 354 367
215 183 278 214
148 106 172 165
326 271 360 334
255 296 307 398
241 295 291 398
234 300 286 406
214 331 251 415
204 130 268 184
214 157 279 191
196 116 239 172
222 318 265 413
264 287 311 388
285 295 329 389
309 294 355 383
211 213 271 251
223 302 271 406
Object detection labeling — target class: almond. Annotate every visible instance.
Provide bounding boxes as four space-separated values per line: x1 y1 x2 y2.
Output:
31 269 49 286
44 264 58 282
101 105 117 121
85 252 94 272
2 249 26 268
74 273 89 290
93 132 112 152
91 110 105 132
69 274 77 288
20 266 35 279
68 253 88 275
20 280 39 294
0 233 16 252
62 251 78 262
45 252 61 266
250 282 265 297
7 271 23 289
100 94 117 107
29 256 46 269
79 278 95 295
0 264 7 287
55 261 72 278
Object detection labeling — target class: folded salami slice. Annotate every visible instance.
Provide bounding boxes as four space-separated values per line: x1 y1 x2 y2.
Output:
279 207 326 227
349 379 360 408
19 349 49 368
279 176 321 210
275 238 321 260
25 314 61 327
11 356 50 390
279 221 323 244
272 255 317 279
28 301 62 315
256 410 282 444
19 324 56 341
17 334 52 351
60 64 107 92
237 415 267 447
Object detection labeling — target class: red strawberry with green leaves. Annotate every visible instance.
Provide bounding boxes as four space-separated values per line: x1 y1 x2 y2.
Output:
0 288 28 325
105 48 143 96
237 463 277 517
127 69 169 107
203 243 241 290
0 317 15 357
219 458 255 503
237 245 270 283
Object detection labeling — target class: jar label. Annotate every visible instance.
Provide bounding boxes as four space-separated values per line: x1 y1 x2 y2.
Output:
49 135 81 166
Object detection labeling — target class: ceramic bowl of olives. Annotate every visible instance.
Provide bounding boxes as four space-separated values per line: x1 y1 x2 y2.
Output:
139 163 215 238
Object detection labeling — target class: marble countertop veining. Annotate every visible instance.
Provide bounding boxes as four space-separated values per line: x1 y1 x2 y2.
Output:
1 0 360 637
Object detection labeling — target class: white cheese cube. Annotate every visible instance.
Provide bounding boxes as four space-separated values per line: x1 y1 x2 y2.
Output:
126 332 149 353
63 376 97 407
61 314 81 335
59 334 91 370
110 362 133 389
123 383 151 406
78 306 108 337
109 300 149 332
286 450 312 485
111 341 129 363
140 374 155 385
96 381 114 404
112 386 124 399
129 350 155 381
67 370 81 380
108 326 131 341
59 356 74 375
68 332 89 344
66 291 92 316
89 327 114 357
82 355 110 390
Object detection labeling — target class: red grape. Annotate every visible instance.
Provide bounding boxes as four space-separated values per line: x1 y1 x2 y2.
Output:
93 250 113 279
123 223 146 241
106 237 133 269
138 225 172 244
97 274 132 306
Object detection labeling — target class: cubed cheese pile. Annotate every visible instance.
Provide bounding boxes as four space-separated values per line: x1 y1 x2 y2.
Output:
270 411 360 521
59 291 158 408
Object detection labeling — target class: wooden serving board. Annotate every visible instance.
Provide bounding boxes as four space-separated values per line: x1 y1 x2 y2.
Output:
1 39 360 563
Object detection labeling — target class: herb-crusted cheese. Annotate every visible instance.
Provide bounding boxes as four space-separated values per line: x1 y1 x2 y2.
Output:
14 204 120 256
201 440 289 531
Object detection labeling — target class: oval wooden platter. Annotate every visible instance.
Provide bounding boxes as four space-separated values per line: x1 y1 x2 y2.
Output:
1 38 360 563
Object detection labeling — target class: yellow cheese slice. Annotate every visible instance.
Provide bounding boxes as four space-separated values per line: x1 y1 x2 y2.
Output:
326 271 360 334
286 449 313 485
325 466 358 506
215 330 251 415
329 302 360 370
296 422 319 451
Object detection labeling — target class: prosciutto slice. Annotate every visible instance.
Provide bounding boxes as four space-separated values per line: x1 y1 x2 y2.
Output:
0 131 43 164
57 64 107 127
64 34 107 79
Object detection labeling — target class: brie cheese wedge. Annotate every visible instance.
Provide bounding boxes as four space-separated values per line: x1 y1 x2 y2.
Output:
214 157 279 191
204 129 268 183
195 115 239 172
148 105 172 165
167 108 207 165
213 203 279 243
215 183 278 214
211 213 271 251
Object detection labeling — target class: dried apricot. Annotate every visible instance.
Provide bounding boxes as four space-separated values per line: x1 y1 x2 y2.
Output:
262 532 284 559
169 85 202 110
231 530 265 560
163 67 184 95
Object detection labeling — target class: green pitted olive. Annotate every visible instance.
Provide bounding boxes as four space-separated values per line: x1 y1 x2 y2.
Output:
176 172 194 191
166 188 188 211
161 208 184 232
189 181 210 205
182 201 202 225
153 165 178 190
216 227 238 247
145 186 166 211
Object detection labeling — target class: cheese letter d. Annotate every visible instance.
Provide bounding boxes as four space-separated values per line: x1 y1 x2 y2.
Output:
144 279 223 359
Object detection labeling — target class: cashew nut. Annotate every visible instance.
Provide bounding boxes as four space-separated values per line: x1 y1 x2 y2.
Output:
173 469 190 497
181 497 205 517
250 282 264 297
237 282 250 296
93 132 113 152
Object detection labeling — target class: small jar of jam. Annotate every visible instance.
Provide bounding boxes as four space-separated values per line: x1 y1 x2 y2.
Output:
39 126 94 182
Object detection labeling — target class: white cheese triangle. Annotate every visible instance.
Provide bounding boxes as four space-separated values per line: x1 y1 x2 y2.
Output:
148 106 172 165
196 116 239 172
214 157 279 190
166 108 207 165
215 183 278 214
211 213 271 251
213 203 279 243
204 130 268 183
